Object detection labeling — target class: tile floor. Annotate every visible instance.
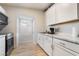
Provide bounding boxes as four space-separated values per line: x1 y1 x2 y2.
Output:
10 42 47 56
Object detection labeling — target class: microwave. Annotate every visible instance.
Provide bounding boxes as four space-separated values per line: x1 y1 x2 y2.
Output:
0 12 8 25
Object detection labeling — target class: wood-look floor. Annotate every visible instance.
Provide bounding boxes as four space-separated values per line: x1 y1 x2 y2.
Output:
10 42 47 56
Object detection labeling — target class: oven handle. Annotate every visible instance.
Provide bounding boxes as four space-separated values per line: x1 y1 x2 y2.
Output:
59 42 65 46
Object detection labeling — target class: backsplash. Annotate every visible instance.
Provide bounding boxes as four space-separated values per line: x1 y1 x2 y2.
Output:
51 22 79 37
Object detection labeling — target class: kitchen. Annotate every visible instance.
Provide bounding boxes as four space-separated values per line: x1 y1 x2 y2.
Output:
0 3 79 56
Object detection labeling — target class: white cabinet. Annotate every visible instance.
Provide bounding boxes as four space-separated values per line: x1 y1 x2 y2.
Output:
53 44 73 56
40 35 44 48
0 35 5 56
45 36 53 56
44 36 53 56
55 3 77 23
45 3 79 25
38 33 79 56
37 34 43 48
37 33 53 56
53 38 75 56
45 4 56 26
37 33 43 49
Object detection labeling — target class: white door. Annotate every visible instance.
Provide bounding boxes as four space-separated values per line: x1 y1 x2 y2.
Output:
18 17 33 45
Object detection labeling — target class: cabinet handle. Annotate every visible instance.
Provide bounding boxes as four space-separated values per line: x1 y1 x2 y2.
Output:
59 42 65 46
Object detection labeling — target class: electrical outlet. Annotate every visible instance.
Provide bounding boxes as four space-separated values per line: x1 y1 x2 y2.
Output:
78 34 79 37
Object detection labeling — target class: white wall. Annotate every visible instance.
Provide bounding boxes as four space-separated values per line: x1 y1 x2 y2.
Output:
1 5 46 47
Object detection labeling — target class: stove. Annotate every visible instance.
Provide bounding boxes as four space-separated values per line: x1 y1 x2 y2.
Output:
0 32 14 56
5 33 14 56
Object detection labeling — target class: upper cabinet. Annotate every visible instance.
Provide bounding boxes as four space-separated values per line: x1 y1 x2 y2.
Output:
45 4 56 26
45 3 79 26
55 3 77 23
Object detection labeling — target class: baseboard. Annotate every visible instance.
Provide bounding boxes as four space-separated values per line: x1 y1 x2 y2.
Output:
36 43 49 56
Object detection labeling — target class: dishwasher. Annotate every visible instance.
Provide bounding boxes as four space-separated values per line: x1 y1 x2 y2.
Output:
53 38 79 56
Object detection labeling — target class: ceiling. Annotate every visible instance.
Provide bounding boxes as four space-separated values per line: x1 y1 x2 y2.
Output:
0 3 52 11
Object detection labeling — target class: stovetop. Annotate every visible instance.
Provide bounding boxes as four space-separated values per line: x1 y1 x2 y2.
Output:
0 32 13 36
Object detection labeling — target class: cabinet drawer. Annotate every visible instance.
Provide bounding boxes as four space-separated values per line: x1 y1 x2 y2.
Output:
65 41 79 55
53 38 67 46
54 38 79 55
53 43 74 56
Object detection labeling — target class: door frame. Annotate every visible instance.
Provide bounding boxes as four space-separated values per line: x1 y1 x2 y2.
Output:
16 16 35 47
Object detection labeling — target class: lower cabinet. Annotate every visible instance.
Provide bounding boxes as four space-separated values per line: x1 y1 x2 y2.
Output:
43 35 53 56
37 33 77 56
37 33 53 56
53 44 73 56
53 38 74 56
37 34 43 48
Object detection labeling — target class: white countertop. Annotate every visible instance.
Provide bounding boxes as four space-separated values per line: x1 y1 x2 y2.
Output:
0 35 6 38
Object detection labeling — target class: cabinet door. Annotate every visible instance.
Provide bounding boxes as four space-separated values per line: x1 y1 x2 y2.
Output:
55 3 77 23
37 34 42 46
38 34 44 49
53 44 73 56
45 5 56 26
46 37 53 56
0 36 5 56
40 35 44 48
44 36 53 56
39 34 42 47
53 38 73 56
37 34 40 44
43 35 46 50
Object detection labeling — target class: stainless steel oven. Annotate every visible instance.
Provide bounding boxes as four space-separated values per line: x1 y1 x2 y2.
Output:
0 32 14 56
5 33 14 56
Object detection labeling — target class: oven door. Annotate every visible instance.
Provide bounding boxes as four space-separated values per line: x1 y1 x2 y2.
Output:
6 35 14 55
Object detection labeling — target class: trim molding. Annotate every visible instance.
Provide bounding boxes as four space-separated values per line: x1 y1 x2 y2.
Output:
37 43 49 56
44 3 55 12
49 19 79 26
